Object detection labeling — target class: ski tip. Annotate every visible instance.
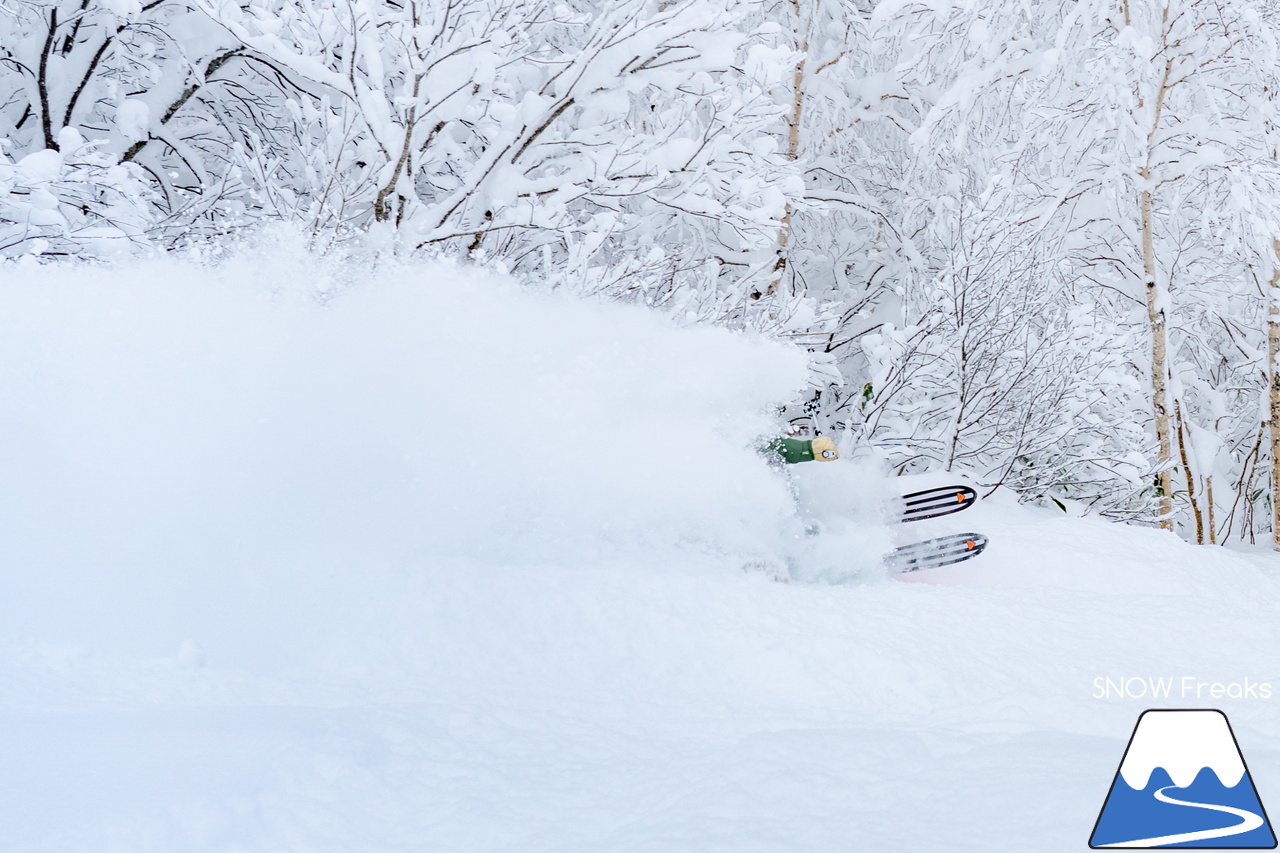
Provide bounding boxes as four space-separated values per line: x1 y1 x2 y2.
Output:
897 485 979 523
886 532 988 574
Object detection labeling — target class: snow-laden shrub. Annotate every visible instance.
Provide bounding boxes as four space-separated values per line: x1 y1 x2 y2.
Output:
0 129 153 258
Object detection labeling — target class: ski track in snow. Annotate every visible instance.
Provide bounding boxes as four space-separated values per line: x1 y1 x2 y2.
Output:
1098 785 1264 848
2 254 1280 851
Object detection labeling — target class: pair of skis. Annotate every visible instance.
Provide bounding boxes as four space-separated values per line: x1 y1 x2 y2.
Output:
885 485 988 574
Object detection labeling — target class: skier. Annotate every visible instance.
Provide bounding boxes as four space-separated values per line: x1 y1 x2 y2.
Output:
756 433 988 573
757 435 839 465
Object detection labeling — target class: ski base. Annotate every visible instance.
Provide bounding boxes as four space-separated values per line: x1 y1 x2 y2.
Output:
896 485 977 523
886 532 988 574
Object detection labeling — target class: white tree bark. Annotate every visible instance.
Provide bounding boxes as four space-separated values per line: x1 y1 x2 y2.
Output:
1269 239 1280 550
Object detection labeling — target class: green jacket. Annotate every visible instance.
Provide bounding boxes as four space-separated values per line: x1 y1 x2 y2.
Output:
759 436 838 464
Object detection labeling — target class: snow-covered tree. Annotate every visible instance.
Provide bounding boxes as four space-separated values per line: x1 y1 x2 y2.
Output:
193 0 813 329
0 0 273 250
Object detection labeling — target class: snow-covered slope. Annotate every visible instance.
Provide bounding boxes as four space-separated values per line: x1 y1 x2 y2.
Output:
2 248 1279 852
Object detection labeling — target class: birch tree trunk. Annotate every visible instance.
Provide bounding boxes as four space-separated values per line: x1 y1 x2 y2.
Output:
1174 399 1202 542
1269 239 1280 550
1141 182 1174 530
1138 48 1177 531
763 0 809 299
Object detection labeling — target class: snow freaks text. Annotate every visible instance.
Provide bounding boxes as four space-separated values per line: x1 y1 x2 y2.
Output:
1093 677 1274 701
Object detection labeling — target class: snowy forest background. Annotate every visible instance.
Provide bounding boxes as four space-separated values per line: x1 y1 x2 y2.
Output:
7 0 1280 544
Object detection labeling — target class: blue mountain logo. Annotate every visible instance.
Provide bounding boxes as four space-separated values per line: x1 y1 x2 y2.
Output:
1090 709 1276 848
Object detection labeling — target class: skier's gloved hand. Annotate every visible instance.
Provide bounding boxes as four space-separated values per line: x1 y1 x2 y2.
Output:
811 436 838 461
